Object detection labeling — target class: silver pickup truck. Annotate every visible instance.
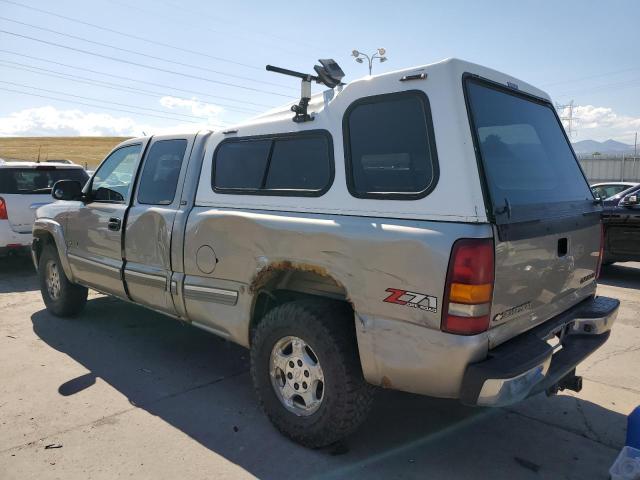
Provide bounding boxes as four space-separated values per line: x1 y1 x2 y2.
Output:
32 58 619 448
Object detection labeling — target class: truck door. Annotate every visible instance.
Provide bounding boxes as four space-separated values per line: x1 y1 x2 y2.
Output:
123 136 192 315
66 141 146 299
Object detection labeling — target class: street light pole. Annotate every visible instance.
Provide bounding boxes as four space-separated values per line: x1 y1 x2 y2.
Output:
352 48 388 75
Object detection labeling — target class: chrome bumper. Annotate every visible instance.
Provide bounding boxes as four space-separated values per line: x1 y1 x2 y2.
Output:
460 296 619 407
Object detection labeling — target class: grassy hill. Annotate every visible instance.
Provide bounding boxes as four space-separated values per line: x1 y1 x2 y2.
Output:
0 137 130 168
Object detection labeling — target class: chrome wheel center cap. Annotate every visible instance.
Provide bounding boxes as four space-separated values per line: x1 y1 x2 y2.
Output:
269 336 324 416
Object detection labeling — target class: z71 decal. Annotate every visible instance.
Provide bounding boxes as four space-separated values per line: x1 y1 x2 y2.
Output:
383 288 438 313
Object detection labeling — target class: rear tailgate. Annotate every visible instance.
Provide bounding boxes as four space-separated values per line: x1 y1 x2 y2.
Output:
465 76 601 349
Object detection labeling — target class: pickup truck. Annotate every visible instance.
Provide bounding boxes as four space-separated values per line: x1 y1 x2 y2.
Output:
32 58 619 448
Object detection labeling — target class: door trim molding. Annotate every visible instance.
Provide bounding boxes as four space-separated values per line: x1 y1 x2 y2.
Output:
68 253 120 273
183 284 238 305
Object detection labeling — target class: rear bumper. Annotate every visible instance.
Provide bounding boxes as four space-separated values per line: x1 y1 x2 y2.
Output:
460 295 619 406
0 222 33 256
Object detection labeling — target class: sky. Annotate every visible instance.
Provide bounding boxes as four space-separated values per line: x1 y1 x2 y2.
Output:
0 0 639 143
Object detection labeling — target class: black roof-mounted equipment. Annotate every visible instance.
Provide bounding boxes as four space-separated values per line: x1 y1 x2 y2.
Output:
266 59 345 123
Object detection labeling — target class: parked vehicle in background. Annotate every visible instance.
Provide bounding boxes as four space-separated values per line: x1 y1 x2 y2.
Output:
44 159 74 165
0 160 88 256
32 58 618 448
601 184 640 264
591 182 638 200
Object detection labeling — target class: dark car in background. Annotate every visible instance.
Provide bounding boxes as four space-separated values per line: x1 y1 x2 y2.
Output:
601 184 640 264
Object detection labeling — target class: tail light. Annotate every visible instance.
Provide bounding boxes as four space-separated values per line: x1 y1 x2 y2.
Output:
596 223 605 279
442 238 494 335
0 197 7 220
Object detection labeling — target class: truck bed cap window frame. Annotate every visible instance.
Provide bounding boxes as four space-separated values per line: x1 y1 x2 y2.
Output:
342 90 440 200
462 74 596 226
211 130 334 197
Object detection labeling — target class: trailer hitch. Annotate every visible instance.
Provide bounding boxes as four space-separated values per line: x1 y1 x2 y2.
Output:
546 369 583 396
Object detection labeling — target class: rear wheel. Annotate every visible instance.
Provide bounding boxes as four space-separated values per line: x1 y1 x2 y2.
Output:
250 299 374 448
39 244 88 317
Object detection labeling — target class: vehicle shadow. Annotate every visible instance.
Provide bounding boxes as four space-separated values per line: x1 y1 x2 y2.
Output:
599 263 640 289
0 255 39 293
31 297 625 479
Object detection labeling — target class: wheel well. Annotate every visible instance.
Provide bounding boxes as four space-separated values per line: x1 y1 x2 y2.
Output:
248 266 352 344
32 231 55 265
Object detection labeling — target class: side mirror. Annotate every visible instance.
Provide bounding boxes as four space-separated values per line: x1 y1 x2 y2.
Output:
52 180 83 201
621 194 639 207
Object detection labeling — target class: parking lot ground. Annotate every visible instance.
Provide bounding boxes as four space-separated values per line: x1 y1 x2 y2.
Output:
0 256 639 479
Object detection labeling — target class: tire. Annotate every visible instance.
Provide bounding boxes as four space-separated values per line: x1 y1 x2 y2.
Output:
250 299 374 448
38 243 88 317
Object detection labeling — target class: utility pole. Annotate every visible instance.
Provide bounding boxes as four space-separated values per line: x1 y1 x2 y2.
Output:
556 100 578 138
634 132 638 181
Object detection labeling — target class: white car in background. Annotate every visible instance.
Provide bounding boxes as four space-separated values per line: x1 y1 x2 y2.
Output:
0 160 89 256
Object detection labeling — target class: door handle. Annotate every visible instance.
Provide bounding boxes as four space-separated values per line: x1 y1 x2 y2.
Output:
108 217 122 231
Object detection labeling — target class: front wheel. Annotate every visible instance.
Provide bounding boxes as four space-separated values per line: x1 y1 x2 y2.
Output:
250 299 374 448
39 244 88 317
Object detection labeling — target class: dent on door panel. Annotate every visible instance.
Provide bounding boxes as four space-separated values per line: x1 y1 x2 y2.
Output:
124 208 173 312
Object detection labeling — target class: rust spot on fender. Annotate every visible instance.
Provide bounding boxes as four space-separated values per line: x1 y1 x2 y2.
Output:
381 376 393 389
249 260 342 294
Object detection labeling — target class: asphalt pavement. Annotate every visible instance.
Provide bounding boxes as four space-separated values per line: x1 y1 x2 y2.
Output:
1 256 638 479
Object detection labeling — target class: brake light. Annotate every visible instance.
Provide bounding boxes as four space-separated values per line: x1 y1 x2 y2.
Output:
596 223 604 279
442 238 494 335
0 197 7 220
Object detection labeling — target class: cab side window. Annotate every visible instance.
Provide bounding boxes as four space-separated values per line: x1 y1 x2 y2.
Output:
91 144 142 203
137 139 188 205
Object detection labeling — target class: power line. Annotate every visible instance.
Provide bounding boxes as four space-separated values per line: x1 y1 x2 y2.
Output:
156 0 322 51
0 86 226 125
0 79 228 123
106 0 308 57
0 16 290 90
0 59 262 114
541 66 640 88
0 48 275 108
0 29 295 98
0 0 263 71
555 76 640 98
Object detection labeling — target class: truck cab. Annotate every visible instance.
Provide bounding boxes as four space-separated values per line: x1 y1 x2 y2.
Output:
33 58 618 448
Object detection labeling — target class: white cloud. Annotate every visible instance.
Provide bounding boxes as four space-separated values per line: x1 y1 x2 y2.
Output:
2 101 637 145
558 104 640 143
0 106 210 136
159 96 223 119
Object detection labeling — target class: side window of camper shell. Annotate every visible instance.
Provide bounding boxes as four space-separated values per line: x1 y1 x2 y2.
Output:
343 90 439 199
212 131 334 197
